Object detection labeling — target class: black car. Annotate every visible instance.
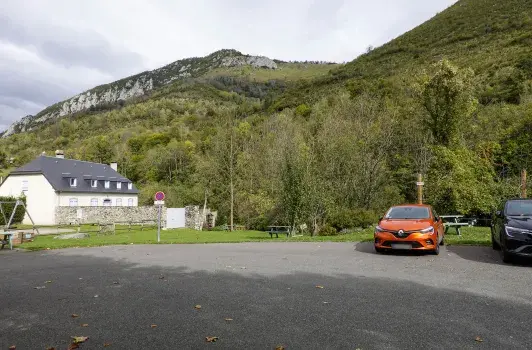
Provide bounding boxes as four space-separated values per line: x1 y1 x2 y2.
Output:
491 199 532 263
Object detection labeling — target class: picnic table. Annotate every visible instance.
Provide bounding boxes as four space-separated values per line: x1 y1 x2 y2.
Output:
267 226 291 238
0 231 13 250
441 215 476 236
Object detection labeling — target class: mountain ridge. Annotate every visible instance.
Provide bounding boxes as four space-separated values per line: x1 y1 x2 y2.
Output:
2 49 281 137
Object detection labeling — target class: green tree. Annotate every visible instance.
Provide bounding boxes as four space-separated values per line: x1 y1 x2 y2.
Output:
420 59 477 146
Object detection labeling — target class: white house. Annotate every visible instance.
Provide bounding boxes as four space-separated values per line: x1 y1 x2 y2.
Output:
0 150 139 225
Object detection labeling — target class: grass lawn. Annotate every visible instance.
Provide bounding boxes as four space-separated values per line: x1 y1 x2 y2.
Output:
14 226 491 251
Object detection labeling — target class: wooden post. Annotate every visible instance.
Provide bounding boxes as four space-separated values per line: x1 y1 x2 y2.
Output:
417 174 424 204
521 169 527 198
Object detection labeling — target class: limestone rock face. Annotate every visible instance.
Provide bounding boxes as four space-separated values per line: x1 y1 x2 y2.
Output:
2 49 279 137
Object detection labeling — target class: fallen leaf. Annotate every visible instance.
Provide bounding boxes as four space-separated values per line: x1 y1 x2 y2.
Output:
45 280 52 283
81 324 89 327
71 314 80 318
113 281 119 285
104 343 111 347
224 318 233 321
315 285 324 289
46 248 51 250
159 276 165 279
94 295 99 298
9 346 15 350
275 346 285 350
475 336 483 342
130 243 134 245
206 336 219 343
323 301 330 304
34 286 46 289
67 344 79 350
151 324 157 328
195 305 202 310
71 336 88 344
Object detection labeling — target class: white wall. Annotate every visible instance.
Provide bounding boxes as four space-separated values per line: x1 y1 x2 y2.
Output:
0 174 57 225
57 193 138 207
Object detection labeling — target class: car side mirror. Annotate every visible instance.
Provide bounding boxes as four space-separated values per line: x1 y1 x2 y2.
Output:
378 216 383 222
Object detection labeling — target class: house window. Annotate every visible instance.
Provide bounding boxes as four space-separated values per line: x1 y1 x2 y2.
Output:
21 180 29 192
117 182 122 189
70 178 77 187
116 198 123 206
104 181 110 189
128 198 134 206
103 199 112 206
128 182 133 190
90 198 98 206
69 198 78 207
91 180 98 188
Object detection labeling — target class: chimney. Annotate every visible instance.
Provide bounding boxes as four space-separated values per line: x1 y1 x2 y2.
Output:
110 162 118 171
55 150 65 159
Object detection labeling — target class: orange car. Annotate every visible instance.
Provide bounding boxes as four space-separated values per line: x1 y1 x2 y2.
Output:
374 204 445 254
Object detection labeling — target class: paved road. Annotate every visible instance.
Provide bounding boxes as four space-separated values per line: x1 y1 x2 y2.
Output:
1 243 532 349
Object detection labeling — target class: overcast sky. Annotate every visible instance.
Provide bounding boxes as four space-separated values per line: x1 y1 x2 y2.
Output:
0 0 456 131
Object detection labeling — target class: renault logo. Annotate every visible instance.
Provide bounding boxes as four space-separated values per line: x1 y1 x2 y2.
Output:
398 230 405 237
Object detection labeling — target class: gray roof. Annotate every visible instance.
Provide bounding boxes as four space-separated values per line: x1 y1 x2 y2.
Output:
9 156 139 194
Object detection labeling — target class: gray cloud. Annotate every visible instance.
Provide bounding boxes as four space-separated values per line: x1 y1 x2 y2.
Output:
0 0 457 132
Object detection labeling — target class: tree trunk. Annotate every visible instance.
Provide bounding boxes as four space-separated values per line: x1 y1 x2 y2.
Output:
199 189 208 231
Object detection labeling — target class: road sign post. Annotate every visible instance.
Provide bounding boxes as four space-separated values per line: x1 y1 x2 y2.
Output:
154 192 165 243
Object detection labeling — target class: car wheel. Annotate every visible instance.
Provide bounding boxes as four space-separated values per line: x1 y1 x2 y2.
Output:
431 241 440 255
491 232 500 250
439 235 444 246
499 233 512 263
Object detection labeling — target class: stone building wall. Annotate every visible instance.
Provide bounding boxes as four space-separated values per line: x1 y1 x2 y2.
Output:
55 205 217 230
55 206 166 225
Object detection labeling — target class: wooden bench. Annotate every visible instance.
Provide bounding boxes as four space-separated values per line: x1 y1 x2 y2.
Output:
0 232 13 250
267 226 291 238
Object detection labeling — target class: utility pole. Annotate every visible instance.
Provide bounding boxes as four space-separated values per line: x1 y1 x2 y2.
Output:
416 173 424 204
521 169 527 198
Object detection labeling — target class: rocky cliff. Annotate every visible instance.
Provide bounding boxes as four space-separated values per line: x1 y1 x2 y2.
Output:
3 49 277 137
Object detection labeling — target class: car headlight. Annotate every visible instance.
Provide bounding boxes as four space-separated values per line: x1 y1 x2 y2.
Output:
504 226 530 237
375 225 384 233
420 226 434 234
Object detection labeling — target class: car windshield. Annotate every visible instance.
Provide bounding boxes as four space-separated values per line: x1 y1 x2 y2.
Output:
506 200 532 216
385 206 430 219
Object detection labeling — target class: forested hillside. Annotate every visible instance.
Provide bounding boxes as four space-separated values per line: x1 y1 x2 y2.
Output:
1 0 531 234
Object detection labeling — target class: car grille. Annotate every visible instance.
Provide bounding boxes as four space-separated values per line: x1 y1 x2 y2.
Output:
383 229 418 238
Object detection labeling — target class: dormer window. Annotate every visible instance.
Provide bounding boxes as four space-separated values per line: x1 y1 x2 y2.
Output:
104 181 110 189
91 180 98 188
128 183 133 190
117 182 122 189
69 178 77 187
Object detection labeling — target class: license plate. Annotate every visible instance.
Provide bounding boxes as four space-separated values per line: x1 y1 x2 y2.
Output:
391 243 412 250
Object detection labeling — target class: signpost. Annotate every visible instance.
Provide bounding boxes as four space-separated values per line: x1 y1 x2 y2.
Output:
416 174 424 204
154 192 165 242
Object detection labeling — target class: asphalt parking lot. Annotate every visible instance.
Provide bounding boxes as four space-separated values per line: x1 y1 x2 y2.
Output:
1 242 532 349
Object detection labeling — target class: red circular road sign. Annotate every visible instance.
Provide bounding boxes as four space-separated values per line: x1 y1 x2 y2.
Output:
154 191 165 201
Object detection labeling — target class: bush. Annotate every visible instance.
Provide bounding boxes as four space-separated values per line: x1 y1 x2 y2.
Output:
246 215 270 231
318 224 338 236
0 196 27 225
328 208 379 230
352 209 379 228
295 104 312 118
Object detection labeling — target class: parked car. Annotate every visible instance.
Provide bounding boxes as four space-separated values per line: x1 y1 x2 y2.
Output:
491 199 532 263
374 204 445 254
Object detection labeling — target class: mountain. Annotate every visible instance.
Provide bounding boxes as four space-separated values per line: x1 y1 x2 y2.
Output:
3 49 334 137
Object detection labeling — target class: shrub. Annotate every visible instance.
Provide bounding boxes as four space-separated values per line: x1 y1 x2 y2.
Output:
328 208 379 230
0 196 27 225
295 104 312 118
318 224 338 236
352 209 379 228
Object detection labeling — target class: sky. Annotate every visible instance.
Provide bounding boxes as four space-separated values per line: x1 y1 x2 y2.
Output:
0 0 456 131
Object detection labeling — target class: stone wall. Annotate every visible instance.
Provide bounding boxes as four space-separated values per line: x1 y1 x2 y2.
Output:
185 206 218 230
55 206 166 225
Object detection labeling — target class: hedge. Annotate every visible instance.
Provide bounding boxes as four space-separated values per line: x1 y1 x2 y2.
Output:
0 196 27 226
